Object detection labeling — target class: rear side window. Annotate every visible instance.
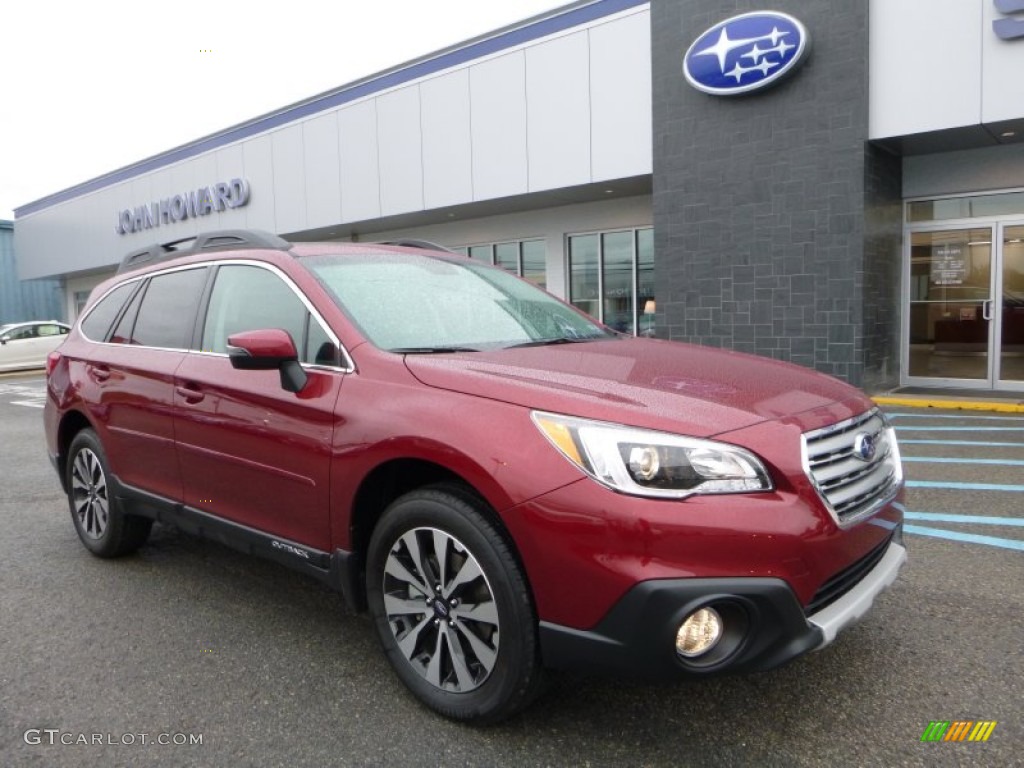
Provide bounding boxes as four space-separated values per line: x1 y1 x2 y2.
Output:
132 268 208 349
80 282 138 341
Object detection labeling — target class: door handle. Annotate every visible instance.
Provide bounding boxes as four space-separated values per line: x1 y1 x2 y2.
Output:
982 300 993 321
175 384 205 403
91 365 111 382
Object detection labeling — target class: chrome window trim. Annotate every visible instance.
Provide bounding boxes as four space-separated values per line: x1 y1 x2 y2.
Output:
77 259 356 374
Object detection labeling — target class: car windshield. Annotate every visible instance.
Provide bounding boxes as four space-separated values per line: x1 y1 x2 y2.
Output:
306 251 613 352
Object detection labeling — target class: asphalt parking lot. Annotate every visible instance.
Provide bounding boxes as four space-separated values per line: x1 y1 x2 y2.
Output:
1 371 1021 767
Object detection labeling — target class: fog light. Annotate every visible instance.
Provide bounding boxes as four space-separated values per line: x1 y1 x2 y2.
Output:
676 607 723 658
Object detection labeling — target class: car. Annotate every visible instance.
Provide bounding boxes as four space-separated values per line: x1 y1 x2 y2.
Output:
0 320 70 372
43 229 906 723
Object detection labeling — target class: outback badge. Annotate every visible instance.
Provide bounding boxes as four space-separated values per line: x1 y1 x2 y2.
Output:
683 11 810 96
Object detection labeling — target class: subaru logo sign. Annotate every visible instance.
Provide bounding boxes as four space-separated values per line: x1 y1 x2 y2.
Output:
683 11 810 96
853 433 877 463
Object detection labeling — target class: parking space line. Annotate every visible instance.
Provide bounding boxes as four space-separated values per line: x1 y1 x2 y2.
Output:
902 456 1024 466
904 511 1024 527
894 426 1024 432
886 412 1024 421
903 524 1024 552
906 480 1024 492
899 439 1024 447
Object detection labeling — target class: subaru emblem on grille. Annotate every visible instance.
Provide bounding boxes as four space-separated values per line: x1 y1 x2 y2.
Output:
853 433 876 462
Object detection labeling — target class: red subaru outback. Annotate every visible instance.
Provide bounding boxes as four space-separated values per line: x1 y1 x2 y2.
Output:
44 230 905 722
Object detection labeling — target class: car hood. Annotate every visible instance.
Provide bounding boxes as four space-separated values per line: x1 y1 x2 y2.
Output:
403 338 872 437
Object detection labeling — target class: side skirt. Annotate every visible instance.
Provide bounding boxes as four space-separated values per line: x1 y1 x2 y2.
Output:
113 477 365 612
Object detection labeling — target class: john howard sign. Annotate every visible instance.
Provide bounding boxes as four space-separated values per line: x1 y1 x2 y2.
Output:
115 178 250 235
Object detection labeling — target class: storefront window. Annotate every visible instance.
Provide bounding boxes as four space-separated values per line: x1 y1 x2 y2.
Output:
455 239 546 288
637 228 655 336
521 240 546 289
568 234 600 320
495 243 518 272
602 232 634 334
907 192 1024 223
568 227 654 336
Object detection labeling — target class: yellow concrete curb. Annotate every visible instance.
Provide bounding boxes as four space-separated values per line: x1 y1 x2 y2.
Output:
872 395 1024 413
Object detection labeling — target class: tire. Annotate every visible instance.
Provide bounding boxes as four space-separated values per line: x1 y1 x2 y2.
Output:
65 429 152 558
366 487 545 723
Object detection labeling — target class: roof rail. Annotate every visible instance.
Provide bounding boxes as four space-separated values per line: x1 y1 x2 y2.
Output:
117 229 291 274
376 238 457 254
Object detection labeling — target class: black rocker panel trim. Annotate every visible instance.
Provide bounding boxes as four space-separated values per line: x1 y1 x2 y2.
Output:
111 474 364 611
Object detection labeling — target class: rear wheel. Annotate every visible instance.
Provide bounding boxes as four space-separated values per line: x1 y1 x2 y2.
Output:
66 429 152 557
366 487 544 723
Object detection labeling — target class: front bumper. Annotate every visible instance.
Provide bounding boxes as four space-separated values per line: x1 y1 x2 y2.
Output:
539 536 906 678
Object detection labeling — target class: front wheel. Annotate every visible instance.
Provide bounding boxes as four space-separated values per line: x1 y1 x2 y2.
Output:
65 429 152 558
366 487 544 723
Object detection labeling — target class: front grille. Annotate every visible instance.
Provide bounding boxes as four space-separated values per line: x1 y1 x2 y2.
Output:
802 408 902 527
806 531 894 615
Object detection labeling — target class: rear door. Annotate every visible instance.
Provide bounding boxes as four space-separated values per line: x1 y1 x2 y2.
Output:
79 267 209 502
173 262 347 552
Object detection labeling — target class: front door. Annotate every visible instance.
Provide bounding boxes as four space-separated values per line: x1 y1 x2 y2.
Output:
905 223 1024 391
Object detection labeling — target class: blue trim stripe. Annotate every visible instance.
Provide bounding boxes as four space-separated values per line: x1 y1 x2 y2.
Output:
906 480 1024 492
899 439 1024 447
894 426 1024 432
904 511 1024 527
901 456 1024 466
14 0 648 219
886 412 1024 421
904 524 1024 552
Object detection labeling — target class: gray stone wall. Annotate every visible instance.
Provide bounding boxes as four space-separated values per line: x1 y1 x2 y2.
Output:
652 0 901 389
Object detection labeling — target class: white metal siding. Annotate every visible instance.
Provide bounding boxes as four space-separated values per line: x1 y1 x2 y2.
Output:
377 86 425 216
526 31 592 192
338 100 381 224
303 113 343 230
421 70 474 209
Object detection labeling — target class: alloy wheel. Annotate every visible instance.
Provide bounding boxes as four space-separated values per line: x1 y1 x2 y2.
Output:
382 526 500 693
71 448 109 540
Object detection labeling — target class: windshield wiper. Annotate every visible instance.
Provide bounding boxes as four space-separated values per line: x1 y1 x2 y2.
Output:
505 335 608 349
389 346 480 354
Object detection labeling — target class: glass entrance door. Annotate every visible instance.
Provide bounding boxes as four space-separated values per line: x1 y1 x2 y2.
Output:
997 224 1024 388
905 223 1024 390
907 228 994 384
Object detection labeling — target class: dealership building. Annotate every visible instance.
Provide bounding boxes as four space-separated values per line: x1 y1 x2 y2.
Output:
13 0 1024 393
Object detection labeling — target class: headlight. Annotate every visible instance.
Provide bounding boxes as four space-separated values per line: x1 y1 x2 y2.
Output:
531 411 772 499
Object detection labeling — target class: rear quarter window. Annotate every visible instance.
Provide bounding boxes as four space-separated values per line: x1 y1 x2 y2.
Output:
80 282 138 341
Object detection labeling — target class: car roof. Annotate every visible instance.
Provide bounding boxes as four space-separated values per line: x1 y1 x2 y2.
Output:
115 229 458 277
1 320 65 328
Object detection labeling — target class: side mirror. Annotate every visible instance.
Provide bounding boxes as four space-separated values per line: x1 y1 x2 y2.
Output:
226 329 308 393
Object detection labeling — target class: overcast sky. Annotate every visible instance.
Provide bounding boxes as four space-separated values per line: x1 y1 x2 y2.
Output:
0 0 570 220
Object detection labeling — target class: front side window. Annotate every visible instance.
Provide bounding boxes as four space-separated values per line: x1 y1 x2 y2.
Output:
307 253 609 352
201 264 337 365
5 325 38 340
